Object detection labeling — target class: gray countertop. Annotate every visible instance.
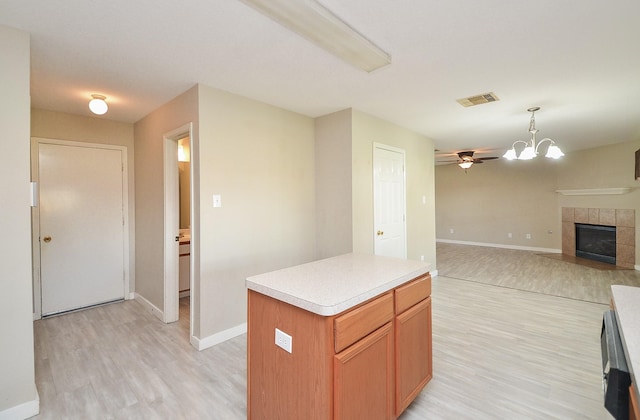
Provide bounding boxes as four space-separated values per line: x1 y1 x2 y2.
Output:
611 285 640 403
246 253 430 316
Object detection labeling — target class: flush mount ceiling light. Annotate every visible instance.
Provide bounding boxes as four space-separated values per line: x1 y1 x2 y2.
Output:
89 94 108 115
238 0 391 72
503 107 564 161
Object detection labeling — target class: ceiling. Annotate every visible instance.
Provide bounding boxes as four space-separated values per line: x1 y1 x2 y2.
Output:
2 0 639 156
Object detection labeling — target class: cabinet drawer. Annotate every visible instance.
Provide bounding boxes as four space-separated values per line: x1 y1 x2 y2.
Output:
334 292 394 353
395 274 431 314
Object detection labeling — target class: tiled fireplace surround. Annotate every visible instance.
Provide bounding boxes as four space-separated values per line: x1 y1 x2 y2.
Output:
562 207 636 269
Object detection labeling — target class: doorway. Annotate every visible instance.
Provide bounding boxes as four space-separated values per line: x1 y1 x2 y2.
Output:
163 124 193 339
373 143 407 259
32 138 129 317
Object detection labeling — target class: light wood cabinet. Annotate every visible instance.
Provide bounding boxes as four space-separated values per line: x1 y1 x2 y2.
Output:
247 273 432 420
631 382 639 420
334 322 394 420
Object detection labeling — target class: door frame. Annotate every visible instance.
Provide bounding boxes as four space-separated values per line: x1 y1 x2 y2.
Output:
373 142 407 259
163 123 193 326
31 137 130 320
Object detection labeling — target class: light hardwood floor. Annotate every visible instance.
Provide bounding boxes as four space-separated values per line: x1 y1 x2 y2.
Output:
32 244 635 419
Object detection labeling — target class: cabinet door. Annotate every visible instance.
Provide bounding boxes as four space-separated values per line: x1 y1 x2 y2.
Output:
395 297 432 416
334 322 394 420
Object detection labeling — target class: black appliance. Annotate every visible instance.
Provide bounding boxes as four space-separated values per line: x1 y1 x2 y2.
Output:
601 310 630 419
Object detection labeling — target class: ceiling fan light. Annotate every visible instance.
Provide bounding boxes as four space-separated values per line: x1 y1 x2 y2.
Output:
502 148 517 160
89 94 108 115
545 144 564 159
518 146 536 160
458 161 473 169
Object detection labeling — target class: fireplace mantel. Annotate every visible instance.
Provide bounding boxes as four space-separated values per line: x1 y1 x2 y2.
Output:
556 188 633 196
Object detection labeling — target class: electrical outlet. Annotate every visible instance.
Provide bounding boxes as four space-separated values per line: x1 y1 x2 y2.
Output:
275 328 292 353
420 255 424 261
508 233 513 238
526 233 531 239
450 228 454 234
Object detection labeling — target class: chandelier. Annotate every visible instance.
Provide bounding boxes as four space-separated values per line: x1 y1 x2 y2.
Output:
503 107 564 160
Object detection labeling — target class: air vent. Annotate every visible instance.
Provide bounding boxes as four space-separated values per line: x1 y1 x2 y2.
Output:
456 92 500 107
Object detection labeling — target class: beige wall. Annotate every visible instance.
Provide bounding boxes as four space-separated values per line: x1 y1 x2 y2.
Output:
315 109 353 259
31 109 136 292
352 111 437 267
557 139 640 264
435 138 640 265
196 84 316 339
436 158 560 250
0 25 38 416
134 86 199 313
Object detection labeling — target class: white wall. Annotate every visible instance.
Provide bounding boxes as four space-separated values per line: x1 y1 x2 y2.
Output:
196 84 316 341
134 86 199 316
352 111 437 267
31 109 136 293
315 109 353 259
0 24 38 418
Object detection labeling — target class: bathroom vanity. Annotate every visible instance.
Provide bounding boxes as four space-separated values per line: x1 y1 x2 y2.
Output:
246 253 432 419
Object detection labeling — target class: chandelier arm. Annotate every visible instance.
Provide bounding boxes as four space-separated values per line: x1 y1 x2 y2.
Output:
510 140 530 150
534 138 555 153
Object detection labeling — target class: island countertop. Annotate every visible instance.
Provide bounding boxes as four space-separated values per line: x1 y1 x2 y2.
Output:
246 253 430 316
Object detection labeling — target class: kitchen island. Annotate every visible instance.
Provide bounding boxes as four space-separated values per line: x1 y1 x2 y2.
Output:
246 253 432 420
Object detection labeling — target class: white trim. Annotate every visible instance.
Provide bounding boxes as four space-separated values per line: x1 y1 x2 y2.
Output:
162 123 193 325
191 323 247 351
30 137 130 320
436 238 561 254
556 187 633 196
0 389 39 420
133 293 164 322
635 264 640 271
430 269 439 277
128 292 135 300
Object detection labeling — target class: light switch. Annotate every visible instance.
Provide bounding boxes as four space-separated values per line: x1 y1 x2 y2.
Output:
213 194 222 208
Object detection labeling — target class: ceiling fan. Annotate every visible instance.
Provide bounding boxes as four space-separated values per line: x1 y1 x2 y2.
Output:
436 151 500 172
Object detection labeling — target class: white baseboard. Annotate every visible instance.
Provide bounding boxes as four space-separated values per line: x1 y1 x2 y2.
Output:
430 269 439 278
635 264 640 271
191 323 247 351
128 292 135 300
436 239 561 254
133 293 164 322
0 388 39 420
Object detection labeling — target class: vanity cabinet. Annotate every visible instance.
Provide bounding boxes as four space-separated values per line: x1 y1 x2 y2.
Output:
247 256 432 420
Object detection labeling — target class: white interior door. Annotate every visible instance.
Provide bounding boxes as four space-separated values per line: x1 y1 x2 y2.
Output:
373 144 407 259
39 142 126 316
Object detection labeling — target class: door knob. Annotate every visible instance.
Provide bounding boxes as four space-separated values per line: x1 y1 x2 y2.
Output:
377 230 384 236
43 236 52 243
175 236 180 242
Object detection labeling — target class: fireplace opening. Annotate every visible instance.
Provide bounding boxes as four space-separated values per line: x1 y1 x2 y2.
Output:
575 223 616 265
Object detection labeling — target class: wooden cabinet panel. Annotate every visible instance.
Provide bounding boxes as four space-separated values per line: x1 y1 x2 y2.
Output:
248 290 334 420
395 274 431 314
334 322 394 420
395 297 432 416
631 383 639 420
334 292 394 353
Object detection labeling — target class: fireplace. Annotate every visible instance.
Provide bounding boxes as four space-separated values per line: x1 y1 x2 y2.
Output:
562 207 636 269
575 223 616 265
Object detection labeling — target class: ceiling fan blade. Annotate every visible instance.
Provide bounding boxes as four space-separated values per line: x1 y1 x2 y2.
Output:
478 156 499 161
